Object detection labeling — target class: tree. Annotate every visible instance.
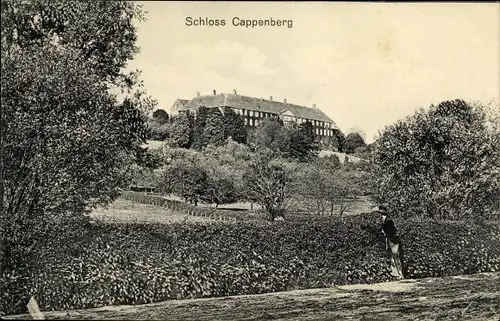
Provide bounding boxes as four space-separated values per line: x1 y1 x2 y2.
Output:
372 99 500 220
168 113 193 148
288 121 319 162
1 1 146 87
243 151 291 221
1 1 154 277
191 106 209 150
332 129 347 153
203 108 225 147
146 117 169 140
289 159 368 216
247 118 289 155
202 160 239 207
222 107 247 144
158 158 208 206
345 132 367 154
152 109 169 125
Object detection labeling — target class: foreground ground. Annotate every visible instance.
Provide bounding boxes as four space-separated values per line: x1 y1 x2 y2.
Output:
6 273 498 320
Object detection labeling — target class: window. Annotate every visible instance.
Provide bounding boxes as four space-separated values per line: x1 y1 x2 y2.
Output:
244 118 248 125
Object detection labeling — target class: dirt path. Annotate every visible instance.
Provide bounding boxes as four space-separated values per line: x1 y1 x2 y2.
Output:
5 273 499 321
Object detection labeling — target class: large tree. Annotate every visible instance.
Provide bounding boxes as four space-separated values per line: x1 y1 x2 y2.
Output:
159 158 208 206
168 113 194 148
191 106 209 150
288 121 319 162
1 1 154 276
203 108 226 147
152 109 169 125
345 132 367 154
247 118 290 155
243 151 291 221
222 107 247 144
372 99 500 220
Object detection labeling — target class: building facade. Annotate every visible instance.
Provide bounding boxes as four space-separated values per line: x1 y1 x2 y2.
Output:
169 98 190 116
171 90 338 137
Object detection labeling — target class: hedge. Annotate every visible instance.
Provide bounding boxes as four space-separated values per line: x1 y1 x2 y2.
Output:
1 214 499 316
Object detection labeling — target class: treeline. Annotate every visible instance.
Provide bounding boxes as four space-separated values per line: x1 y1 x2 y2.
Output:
146 107 369 157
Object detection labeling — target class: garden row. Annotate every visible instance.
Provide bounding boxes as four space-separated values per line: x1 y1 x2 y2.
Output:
119 191 262 223
1 214 499 316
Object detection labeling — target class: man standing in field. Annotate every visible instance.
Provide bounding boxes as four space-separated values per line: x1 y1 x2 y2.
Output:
373 205 404 279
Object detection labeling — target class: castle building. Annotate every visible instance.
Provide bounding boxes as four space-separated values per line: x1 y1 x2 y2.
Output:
169 90 338 137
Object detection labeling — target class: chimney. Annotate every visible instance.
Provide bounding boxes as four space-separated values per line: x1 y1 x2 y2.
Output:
233 89 237 95
196 91 200 97
213 90 217 95
269 96 273 101
284 98 287 104
313 103 317 109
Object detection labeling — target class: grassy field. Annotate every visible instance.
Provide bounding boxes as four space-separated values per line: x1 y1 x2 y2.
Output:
6 273 498 320
89 198 215 224
142 140 165 150
89 195 373 224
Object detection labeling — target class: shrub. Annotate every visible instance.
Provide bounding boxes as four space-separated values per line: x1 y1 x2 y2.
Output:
371 99 500 220
1 216 498 316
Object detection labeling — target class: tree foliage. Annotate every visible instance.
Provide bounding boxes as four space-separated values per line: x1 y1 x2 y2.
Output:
222 107 247 144
247 118 289 156
288 121 319 162
1 1 154 276
290 158 372 216
332 129 347 153
1 0 145 86
243 151 291 221
371 99 500 220
167 113 193 148
345 132 367 154
191 106 209 150
146 117 169 141
201 159 239 207
152 109 169 125
203 108 226 147
159 158 208 206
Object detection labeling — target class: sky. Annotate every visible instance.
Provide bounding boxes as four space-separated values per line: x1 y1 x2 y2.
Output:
127 2 499 143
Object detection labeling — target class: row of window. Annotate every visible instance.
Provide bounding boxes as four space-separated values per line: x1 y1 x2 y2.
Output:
233 108 274 119
244 117 334 137
183 108 334 134
279 115 331 129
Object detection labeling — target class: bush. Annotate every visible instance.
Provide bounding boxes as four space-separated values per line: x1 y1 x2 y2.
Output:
372 99 500 220
1 215 498 316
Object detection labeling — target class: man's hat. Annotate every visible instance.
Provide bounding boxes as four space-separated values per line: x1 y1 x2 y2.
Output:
372 204 388 214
